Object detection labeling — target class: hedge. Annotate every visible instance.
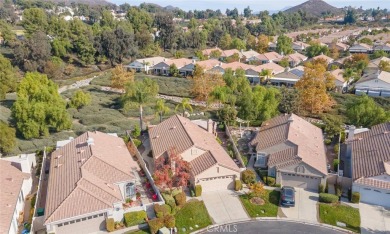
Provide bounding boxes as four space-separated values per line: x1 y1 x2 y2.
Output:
133 139 142 147
106 218 115 232
241 169 256 184
164 214 176 228
319 193 339 203
148 218 164 234
266 177 276 186
235 180 242 191
174 192 186 206
195 185 202 197
154 204 171 218
351 192 360 203
124 211 147 227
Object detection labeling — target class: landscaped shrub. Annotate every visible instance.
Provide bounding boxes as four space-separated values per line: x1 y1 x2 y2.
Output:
319 193 339 203
195 185 202 197
161 193 175 206
274 184 281 188
335 183 342 197
235 180 242 191
163 214 175 228
319 184 325 193
333 159 339 172
171 188 182 197
106 218 115 232
124 211 147 227
131 125 141 138
324 139 332 145
351 192 360 203
266 177 276 186
262 176 267 184
174 192 186 206
148 218 164 234
154 204 171 218
133 139 142 147
241 169 256 184
334 143 340 155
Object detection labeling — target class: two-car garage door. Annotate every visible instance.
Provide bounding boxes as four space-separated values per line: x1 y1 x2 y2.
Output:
281 173 320 192
199 176 235 191
358 187 390 208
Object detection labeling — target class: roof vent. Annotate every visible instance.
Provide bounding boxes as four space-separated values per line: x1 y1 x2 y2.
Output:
154 135 160 139
6 178 13 182
358 138 363 141
171 126 177 130
384 131 389 134
78 149 85 154
56 164 63 168
87 137 94 146
288 116 294 122
79 158 86 163
56 155 62 159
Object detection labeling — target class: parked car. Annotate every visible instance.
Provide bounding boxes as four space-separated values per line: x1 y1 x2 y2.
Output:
281 186 295 207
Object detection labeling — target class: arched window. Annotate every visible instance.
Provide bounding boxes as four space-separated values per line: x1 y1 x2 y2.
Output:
296 165 305 173
125 182 135 198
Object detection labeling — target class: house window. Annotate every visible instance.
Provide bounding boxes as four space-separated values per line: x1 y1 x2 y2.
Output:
125 182 135 198
217 167 219 173
296 166 305 173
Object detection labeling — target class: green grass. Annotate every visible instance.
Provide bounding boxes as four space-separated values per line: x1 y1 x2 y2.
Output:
175 200 212 234
135 75 194 98
319 203 360 233
239 190 280 217
124 228 150 234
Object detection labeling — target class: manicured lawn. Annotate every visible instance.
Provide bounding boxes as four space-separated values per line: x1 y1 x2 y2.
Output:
239 190 280 217
124 228 150 234
175 200 212 234
319 203 360 233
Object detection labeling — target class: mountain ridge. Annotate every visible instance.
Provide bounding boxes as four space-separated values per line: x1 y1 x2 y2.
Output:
284 0 343 17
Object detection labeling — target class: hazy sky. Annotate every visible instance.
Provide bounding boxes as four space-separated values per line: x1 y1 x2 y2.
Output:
108 0 389 12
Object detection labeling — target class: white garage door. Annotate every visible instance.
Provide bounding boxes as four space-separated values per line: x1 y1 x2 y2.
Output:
56 213 106 234
281 173 320 191
359 187 390 207
199 176 235 192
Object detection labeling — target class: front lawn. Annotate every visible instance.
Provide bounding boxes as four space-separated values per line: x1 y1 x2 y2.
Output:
175 200 212 234
239 190 280 217
319 203 360 233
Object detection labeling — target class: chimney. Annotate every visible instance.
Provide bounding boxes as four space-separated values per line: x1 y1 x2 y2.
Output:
87 137 94 146
207 119 214 134
288 115 294 122
348 125 356 141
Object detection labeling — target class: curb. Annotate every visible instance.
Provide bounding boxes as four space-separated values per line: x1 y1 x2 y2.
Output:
192 218 353 234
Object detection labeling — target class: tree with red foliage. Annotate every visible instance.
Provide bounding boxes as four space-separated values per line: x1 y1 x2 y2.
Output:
153 147 190 192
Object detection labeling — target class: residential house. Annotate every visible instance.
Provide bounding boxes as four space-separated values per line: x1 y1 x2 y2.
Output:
269 66 305 87
126 57 167 73
330 55 351 68
327 42 349 52
275 52 308 67
0 154 36 234
312 54 334 65
248 52 283 65
250 114 327 191
348 123 390 207
373 43 390 53
179 59 222 76
202 47 223 59
152 58 193 76
149 115 241 191
349 43 372 53
355 70 390 97
240 49 260 62
221 49 242 61
245 63 284 84
330 69 348 92
268 42 277 51
366 57 390 72
292 41 310 53
43 132 143 234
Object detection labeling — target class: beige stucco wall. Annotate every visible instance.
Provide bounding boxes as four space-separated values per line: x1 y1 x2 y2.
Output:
181 146 206 162
356 79 390 90
276 162 326 187
194 164 240 184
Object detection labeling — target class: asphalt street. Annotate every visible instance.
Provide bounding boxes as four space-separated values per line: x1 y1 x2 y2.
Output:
203 220 348 234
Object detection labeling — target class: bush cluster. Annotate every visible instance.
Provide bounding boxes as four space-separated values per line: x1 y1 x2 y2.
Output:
319 193 339 203
124 211 147 227
106 218 115 232
148 218 164 234
235 180 242 191
351 192 360 203
241 169 256 184
154 204 171 218
174 192 186 206
195 185 202 197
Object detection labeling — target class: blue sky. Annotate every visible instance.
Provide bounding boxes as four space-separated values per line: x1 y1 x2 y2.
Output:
108 0 389 12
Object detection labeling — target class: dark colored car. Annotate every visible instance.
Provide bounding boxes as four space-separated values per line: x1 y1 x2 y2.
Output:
281 186 295 207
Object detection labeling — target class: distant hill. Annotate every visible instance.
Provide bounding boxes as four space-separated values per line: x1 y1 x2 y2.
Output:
41 0 114 6
284 0 343 17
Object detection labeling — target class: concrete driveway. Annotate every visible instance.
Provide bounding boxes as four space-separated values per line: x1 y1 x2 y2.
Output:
278 188 318 223
360 203 390 234
202 190 249 224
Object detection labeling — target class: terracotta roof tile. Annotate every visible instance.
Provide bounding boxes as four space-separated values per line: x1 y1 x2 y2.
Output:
190 151 217 175
354 177 390 190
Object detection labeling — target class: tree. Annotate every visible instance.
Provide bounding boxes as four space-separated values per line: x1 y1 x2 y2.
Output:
346 95 390 127
279 86 299 114
260 69 273 83
329 42 340 59
249 182 266 198
321 114 343 138
372 50 388 59
111 64 135 89
295 63 334 114
342 68 358 83
155 99 170 123
219 33 232 50
155 13 176 51
0 54 16 100
306 42 329 58
69 90 91 109
191 65 225 101
0 121 16 154
243 6 252 18
169 64 179 77
344 53 369 72
344 8 357 24
230 37 246 50
122 78 159 130
14 31 51 72
12 72 72 139
22 8 48 34
256 35 269 53
153 147 190 192
175 98 193 116
209 86 233 107
278 57 290 68
359 37 373 45
276 35 293 55
217 104 237 126
379 60 390 72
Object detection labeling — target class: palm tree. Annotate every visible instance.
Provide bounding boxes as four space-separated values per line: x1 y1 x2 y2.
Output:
175 98 193 116
155 99 170 123
260 69 273 84
122 78 159 130
342 68 356 83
